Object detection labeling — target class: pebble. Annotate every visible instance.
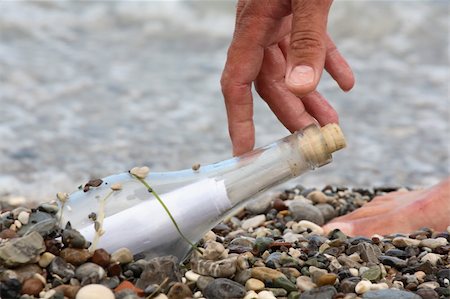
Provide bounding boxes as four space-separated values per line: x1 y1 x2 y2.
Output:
191 254 237 277
288 201 324 225
315 203 337 222
243 290 258 299
0 231 45 267
185 270 201 282
21 278 44 296
257 290 277 299
91 248 111 267
245 278 265 291
417 281 440 289
60 248 92 266
415 288 439 299
111 247 133 264
62 227 87 249
75 284 115 299
242 214 267 230
245 196 273 214
129 166 150 179
136 256 181 289
419 237 448 249
420 253 441 266
167 282 193 299
75 262 106 283
294 220 324 235
53 284 81 299
361 289 421 298
17 211 30 225
317 273 338 286
299 285 337 299
202 278 246 299
202 240 226 260
296 276 317 291
114 281 144 297
38 252 55 268
49 257 76 281
355 280 372 294
392 237 421 247
307 191 329 204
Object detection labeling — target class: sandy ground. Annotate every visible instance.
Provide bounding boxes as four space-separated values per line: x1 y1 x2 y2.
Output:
0 1 448 202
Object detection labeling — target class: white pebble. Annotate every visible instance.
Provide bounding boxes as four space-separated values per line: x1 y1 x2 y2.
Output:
17 211 30 225
289 248 302 258
243 291 258 299
181 277 187 284
414 271 426 282
185 270 201 282
283 232 302 243
392 281 404 289
447 225 450 234
370 282 388 290
349 268 359 277
257 290 277 299
14 220 22 229
241 215 266 230
9 224 16 231
420 237 448 249
130 166 150 179
421 253 442 266
355 280 372 294
75 284 115 299
296 220 324 235
418 281 440 289
33 273 46 285
153 294 169 299
296 276 317 291
44 290 56 299
193 291 202 298
7 196 26 206
392 237 421 247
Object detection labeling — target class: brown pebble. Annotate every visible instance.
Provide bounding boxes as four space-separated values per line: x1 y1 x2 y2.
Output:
273 198 288 211
60 248 92 266
54 285 81 299
108 262 122 277
317 273 338 287
83 178 103 192
91 248 111 267
45 239 62 256
21 278 44 296
167 282 193 299
0 228 17 239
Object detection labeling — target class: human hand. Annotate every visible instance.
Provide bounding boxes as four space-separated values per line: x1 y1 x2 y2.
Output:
221 0 355 156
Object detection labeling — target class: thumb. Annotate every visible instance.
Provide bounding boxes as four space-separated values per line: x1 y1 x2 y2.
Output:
285 0 332 96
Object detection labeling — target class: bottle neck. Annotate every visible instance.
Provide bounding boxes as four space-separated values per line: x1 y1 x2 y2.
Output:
205 125 332 205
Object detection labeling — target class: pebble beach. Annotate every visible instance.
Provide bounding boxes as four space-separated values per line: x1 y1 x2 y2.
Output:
1 185 449 299
0 1 449 299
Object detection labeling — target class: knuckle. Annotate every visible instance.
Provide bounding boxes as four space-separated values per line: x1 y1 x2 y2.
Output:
290 30 325 54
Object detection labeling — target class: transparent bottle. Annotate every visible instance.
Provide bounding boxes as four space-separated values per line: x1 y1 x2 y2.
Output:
61 124 346 260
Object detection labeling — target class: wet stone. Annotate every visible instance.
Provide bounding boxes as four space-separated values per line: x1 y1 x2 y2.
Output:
361 289 421 299
228 237 255 254
60 248 92 266
18 211 58 237
166 282 193 299
91 248 110 267
75 262 106 284
62 227 86 249
289 202 324 225
415 288 439 299
378 255 407 268
203 278 246 299
0 231 45 267
136 256 181 289
49 257 75 281
0 278 22 299
299 285 337 299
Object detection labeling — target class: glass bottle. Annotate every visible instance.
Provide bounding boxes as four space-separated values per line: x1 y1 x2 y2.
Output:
60 124 346 260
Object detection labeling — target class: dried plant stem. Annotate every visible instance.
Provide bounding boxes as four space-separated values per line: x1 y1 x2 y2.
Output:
132 175 202 254
89 190 114 252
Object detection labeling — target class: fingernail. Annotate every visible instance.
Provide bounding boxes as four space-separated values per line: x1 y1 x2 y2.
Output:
288 65 315 86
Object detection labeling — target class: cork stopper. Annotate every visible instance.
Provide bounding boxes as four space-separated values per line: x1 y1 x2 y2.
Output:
320 123 346 153
299 123 346 166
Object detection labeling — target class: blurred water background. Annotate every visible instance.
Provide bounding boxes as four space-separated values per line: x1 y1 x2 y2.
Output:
0 1 449 203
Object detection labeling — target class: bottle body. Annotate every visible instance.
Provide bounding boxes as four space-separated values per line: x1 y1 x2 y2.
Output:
61 124 345 259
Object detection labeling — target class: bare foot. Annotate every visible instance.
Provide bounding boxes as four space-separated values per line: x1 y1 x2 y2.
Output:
323 178 450 237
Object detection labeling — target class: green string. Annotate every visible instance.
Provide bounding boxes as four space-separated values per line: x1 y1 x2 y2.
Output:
132 174 202 254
